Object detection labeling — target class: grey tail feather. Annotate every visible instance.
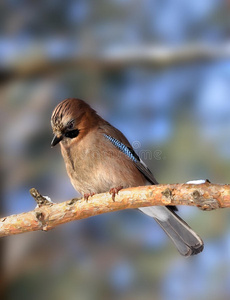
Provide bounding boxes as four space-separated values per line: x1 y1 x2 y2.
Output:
138 206 204 256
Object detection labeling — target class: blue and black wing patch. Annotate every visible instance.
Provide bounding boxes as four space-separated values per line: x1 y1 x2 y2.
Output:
104 134 139 162
104 134 158 185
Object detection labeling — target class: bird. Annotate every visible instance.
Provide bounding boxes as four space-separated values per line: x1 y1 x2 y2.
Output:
51 98 204 256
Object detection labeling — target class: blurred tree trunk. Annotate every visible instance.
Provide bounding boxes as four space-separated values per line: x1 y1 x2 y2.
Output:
0 135 6 298
0 198 5 298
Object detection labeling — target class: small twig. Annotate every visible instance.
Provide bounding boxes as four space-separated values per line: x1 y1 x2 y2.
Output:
0 182 229 238
29 188 54 207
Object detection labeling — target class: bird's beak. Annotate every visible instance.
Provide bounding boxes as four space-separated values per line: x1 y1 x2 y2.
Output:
51 135 63 147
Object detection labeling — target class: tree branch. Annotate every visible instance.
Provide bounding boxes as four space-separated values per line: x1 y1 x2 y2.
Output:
2 43 230 83
0 182 229 238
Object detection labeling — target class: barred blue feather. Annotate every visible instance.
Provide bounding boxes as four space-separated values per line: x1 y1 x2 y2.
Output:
103 134 138 163
103 133 158 185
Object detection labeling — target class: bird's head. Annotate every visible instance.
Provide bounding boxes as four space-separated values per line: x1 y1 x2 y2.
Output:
51 98 97 147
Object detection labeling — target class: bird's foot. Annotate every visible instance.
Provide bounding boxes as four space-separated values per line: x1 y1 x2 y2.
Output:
84 192 95 202
109 186 123 202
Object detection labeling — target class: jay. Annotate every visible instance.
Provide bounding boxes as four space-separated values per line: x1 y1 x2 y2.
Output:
51 98 204 256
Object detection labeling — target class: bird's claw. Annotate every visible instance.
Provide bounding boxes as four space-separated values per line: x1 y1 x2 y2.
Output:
109 186 123 202
84 192 95 202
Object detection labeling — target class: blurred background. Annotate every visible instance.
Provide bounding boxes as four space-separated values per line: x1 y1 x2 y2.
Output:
1 1 230 299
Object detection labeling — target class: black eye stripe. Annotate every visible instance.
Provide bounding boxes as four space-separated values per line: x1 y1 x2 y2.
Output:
64 129 79 139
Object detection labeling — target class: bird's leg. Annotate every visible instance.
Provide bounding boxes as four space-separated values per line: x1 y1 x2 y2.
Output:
109 186 123 202
84 192 95 202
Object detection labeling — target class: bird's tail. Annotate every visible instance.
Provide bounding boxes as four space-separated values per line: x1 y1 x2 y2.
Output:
138 206 204 256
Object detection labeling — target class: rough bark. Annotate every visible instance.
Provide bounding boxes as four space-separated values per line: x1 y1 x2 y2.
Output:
0 182 228 238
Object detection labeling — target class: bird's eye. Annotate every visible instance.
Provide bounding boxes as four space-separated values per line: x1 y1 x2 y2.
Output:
64 129 79 139
68 123 73 130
